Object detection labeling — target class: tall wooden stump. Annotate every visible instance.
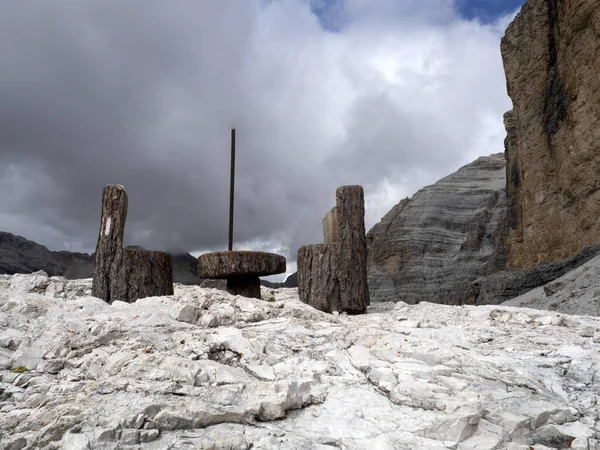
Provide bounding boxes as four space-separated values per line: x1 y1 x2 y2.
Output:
336 185 370 313
92 185 174 304
297 185 370 314
297 244 340 313
323 207 339 244
92 185 128 303
111 249 174 302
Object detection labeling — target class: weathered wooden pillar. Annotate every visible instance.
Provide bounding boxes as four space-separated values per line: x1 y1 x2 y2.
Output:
323 207 339 244
297 185 370 314
92 185 128 303
297 244 340 313
92 184 174 304
111 249 174 302
336 185 370 313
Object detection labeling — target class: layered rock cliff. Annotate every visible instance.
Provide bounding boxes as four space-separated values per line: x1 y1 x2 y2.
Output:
367 154 507 305
501 0 600 269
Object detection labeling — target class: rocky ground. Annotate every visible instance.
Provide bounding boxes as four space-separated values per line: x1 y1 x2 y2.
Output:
503 254 600 317
1 273 599 449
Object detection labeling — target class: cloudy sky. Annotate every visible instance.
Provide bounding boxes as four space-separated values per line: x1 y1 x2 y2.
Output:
0 0 523 279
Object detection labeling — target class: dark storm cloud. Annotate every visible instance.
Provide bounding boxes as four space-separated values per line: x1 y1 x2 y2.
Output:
0 0 514 272
0 0 326 254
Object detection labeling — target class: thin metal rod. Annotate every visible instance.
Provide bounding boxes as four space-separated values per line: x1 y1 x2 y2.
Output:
228 128 236 251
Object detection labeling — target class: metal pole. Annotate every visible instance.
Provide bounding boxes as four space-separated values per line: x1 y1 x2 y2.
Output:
228 128 236 251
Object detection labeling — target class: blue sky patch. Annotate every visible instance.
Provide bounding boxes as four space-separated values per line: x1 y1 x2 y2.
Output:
310 0 347 32
456 0 525 23
310 0 526 31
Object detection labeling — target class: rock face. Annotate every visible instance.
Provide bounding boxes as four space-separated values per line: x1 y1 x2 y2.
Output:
501 0 600 269
503 250 600 317
1 274 599 449
170 252 200 285
260 272 299 289
471 243 600 306
367 154 507 305
283 272 298 288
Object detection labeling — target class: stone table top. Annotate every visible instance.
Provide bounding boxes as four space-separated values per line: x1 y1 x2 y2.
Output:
197 251 286 279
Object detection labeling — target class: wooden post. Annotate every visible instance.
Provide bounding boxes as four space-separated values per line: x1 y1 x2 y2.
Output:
92 185 128 303
229 128 236 251
92 184 174 304
336 185 370 313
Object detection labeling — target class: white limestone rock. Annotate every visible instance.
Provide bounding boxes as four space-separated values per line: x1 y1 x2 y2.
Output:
503 253 600 316
9 271 50 294
0 274 599 449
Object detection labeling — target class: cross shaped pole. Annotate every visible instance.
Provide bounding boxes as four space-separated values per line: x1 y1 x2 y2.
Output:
228 128 236 251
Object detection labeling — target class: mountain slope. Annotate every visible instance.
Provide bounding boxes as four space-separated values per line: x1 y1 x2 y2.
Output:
0 232 200 285
367 154 507 304
0 232 92 278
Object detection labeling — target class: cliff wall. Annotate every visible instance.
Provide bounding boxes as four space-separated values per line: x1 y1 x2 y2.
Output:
501 0 600 268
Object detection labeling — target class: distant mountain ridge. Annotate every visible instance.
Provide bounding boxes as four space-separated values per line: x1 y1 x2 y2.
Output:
0 232 200 285
0 232 299 288
0 232 93 278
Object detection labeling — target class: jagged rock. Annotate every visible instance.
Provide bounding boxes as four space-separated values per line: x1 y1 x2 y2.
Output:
8 271 50 294
503 250 600 316
92 185 174 303
1 274 599 448
501 0 600 269
470 244 600 306
367 154 507 304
